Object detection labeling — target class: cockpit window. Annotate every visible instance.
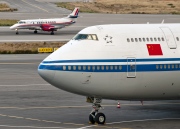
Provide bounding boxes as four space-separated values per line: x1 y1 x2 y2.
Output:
18 21 26 24
73 34 98 41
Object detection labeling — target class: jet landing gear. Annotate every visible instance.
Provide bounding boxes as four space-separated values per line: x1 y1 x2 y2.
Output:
51 31 54 35
15 29 19 35
34 30 37 34
88 97 106 124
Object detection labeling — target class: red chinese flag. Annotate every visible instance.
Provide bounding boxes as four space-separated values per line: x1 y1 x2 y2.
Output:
146 44 163 56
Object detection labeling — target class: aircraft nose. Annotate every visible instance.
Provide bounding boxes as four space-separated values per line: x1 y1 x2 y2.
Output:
10 25 15 30
38 63 55 84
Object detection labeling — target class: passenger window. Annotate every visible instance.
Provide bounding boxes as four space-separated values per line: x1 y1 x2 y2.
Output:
164 64 166 69
158 37 161 41
101 66 104 70
73 66 76 70
176 64 178 68
127 38 130 42
114 66 118 70
176 37 179 41
143 38 146 42
168 64 170 69
146 38 149 42
92 66 95 70
154 38 157 41
139 38 142 42
131 38 134 42
162 37 164 41
119 65 122 70
63 66 66 70
156 65 159 69
172 64 174 69
160 65 163 69
150 38 153 41
83 66 86 70
110 66 113 70
97 66 100 70
106 66 109 70
135 38 138 42
78 66 81 70
88 66 91 70
68 66 71 70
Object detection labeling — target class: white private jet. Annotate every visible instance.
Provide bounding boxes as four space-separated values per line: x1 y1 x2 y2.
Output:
10 8 79 35
38 23 180 124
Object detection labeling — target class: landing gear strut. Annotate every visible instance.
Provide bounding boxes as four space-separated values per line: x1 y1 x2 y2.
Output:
88 97 106 124
15 29 19 35
51 31 54 35
34 30 37 34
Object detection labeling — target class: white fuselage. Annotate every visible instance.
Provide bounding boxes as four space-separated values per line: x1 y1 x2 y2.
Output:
38 24 180 101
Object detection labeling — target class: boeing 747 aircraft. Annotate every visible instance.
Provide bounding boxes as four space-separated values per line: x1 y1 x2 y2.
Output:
10 8 79 35
38 23 180 124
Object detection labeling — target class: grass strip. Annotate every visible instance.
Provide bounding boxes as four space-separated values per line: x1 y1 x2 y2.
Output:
0 19 18 26
0 42 66 54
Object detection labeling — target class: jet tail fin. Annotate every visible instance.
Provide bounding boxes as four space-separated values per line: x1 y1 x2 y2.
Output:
68 7 79 19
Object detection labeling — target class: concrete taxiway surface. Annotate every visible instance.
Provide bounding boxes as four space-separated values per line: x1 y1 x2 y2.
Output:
0 54 179 129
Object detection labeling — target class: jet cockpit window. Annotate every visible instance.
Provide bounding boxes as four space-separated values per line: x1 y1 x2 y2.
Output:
18 21 26 24
73 34 98 41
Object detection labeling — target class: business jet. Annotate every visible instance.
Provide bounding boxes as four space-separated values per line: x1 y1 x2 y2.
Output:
38 23 180 124
10 8 79 35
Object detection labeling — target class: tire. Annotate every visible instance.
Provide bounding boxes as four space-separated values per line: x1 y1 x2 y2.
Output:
95 112 106 124
89 112 95 124
51 32 54 35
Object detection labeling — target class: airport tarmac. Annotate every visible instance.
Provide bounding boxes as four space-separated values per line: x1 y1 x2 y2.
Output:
0 0 180 128
0 54 179 129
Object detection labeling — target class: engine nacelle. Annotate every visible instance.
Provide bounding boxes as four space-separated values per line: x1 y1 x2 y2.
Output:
41 24 54 31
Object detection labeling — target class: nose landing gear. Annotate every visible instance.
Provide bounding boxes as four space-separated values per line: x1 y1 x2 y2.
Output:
88 97 106 124
15 29 19 34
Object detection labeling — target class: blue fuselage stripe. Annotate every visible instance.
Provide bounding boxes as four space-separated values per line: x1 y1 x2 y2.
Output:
38 64 180 72
42 58 180 64
39 58 180 72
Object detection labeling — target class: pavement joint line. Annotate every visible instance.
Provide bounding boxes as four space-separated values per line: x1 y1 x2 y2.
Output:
25 118 42 121
63 123 78 125
73 124 85 126
0 114 7 116
7 115 24 119
21 0 49 13
0 113 83 126
42 120 61 124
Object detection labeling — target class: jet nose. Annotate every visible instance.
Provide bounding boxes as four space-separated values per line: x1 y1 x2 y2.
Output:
38 63 55 84
10 24 17 30
10 25 15 30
